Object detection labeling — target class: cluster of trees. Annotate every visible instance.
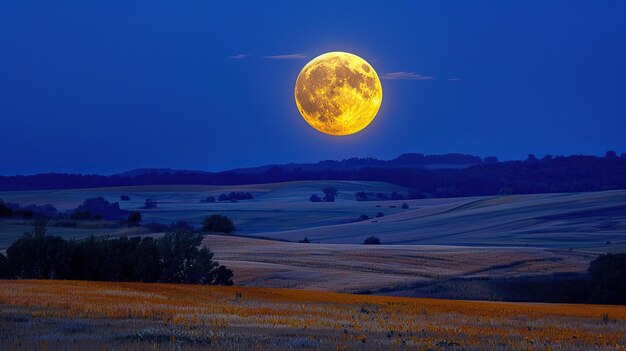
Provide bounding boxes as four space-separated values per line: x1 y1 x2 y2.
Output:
200 192 253 203
0 222 233 285
310 187 338 202
0 200 58 219
201 214 235 234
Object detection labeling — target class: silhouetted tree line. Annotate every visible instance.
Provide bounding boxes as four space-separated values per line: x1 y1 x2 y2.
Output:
217 192 254 202
0 154 625 198
588 253 626 305
0 222 233 285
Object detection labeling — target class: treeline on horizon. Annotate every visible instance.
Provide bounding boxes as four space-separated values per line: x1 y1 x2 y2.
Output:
1 153 625 197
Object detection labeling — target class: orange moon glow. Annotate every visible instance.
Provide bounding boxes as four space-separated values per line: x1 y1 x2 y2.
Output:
294 52 383 136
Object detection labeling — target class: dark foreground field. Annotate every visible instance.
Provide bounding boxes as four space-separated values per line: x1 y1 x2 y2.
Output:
1 280 625 350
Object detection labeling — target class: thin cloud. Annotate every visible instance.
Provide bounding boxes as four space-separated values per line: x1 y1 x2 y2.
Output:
262 53 306 60
448 78 460 81
229 54 250 59
382 71 434 81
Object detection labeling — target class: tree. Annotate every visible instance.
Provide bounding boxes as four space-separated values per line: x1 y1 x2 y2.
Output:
401 202 409 209
322 187 338 202
526 154 538 162
363 236 381 245
200 196 216 203
588 253 626 304
299 237 311 243
120 195 131 201
143 199 158 209
218 193 229 202
375 212 384 218
6 221 72 279
202 215 235 234
309 194 322 202
605 150 617 158
128 211 142 225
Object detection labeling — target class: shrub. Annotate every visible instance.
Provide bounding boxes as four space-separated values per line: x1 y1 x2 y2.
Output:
218 194 229 202
200 196 216 203
120 195 131 201
322 187 338 202
363 236 381 245
309 194 322 202
299 237 311 243
401 202 409 209
143 199 158 209
202 215 235 234
376 212 384 218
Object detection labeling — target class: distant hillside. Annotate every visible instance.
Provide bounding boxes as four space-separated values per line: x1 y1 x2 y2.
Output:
230 153 481 173
0 153 625 197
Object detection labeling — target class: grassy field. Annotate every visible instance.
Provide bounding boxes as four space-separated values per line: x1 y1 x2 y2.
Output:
1 181 624 249
203 235 597 296
0 280 625 350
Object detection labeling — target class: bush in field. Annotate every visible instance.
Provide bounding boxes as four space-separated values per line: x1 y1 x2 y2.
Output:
200 196 216 203
588 253 626 305
309 194 322 202
299 237 311 243
202 215 235 234
142 199 158 209
355 192 369 201
322 187 338 202
401 202 409 209
363 236 381 245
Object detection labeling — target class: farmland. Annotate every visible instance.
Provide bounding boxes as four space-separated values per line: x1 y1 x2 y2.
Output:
1 181 625 249
0 280 625 350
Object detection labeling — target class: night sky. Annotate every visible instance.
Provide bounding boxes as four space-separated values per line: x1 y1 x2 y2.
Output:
1 1 625 175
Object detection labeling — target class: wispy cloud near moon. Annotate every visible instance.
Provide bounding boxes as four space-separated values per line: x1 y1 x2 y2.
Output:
382 72 434 80
229 54 250 59
262 53 306 60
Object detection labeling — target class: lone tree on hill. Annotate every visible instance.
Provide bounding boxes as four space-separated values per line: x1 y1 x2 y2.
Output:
202 215 235 234
363 236 381 245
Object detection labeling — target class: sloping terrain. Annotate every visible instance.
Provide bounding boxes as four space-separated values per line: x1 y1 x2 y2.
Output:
203 235 596 293
1 182 625 249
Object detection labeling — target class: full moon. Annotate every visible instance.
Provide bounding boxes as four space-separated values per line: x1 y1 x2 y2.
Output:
294 52 382 136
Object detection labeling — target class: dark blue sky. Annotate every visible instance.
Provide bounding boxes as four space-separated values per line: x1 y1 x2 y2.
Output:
1 1 625 175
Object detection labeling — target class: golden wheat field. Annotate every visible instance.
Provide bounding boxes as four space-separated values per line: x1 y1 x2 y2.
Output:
0 280 625 350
